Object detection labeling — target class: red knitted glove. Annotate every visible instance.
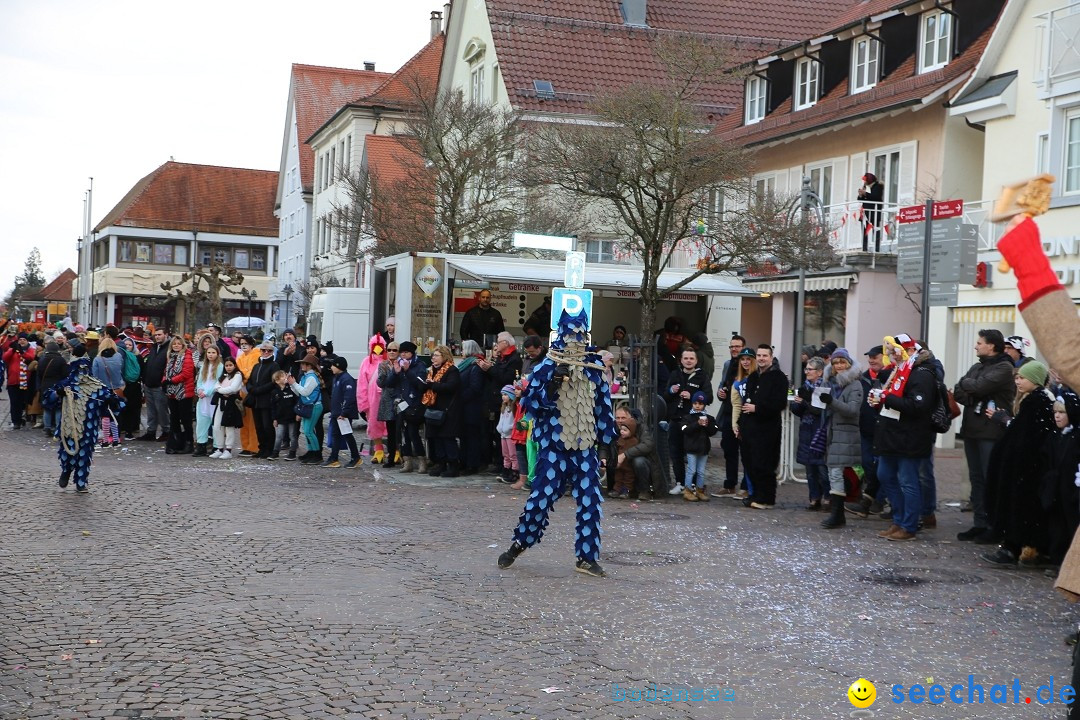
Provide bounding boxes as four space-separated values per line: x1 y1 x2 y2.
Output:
997 216 1062 306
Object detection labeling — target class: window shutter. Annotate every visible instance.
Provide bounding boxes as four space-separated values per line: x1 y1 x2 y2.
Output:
830 156 848 208
788 167 803 197
898 141 918 205
849 152 867 203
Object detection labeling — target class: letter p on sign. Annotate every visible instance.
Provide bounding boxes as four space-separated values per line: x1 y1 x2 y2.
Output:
551 288 593 330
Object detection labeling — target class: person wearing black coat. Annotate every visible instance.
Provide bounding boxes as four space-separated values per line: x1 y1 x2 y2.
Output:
323 357 362 468
1040 390 1080 566
275 330 304 379
392 342 428 472
480 333 523 470
457 340 490 474
269 374 299 460
459 290 505 346
846 345 889 516
246 343 280 458
871 338 938 541
665 347 713 494
980 361 1058 565
419 345 462 477
139 329 171 440
36 342 69 437
679 393 718 501
858 172 885 252
739 345 789 508
714 335 746 494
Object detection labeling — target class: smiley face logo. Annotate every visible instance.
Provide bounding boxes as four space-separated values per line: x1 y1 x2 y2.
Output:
848 678 876 708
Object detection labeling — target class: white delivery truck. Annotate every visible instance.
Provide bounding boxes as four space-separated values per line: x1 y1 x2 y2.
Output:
306 287 371 371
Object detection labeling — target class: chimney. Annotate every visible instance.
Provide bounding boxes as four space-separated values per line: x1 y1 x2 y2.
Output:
430 10 442 39
620 0 647 27
363 61 376 71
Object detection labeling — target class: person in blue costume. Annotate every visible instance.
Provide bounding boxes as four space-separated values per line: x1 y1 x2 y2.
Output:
497 307 616 577
42 348 124 493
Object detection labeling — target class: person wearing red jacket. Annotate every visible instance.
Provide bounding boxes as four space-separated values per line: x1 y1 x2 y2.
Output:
1 328 37 429
162 335 195 454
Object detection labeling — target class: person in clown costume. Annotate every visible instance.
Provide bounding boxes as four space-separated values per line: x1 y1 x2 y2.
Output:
42 346 124 493
356 334 387 463
496 308 616 577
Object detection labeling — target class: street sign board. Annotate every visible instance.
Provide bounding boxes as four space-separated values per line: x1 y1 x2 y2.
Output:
896 222 925 283
959 224 979 284
929 220 962 282
898 205 927 224
928 282 959 307
932 199 964 220
551 288 593 330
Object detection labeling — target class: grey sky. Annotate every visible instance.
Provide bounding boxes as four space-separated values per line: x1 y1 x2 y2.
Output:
0 0 434 298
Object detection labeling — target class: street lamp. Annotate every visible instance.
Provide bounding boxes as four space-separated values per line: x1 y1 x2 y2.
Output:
282 284 293 332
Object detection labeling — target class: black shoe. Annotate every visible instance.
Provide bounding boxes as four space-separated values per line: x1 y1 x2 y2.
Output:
123 432 134 440
497 542 524 569
192 443 208 457
440 463 460 478
285 451 297 461
165 448 177 455
137 432 156 441
345 457 363 469
575 558 607 577
238 450 255 457
300 452 323 465
427 464 445 477
742 497 753 508
820 496 846 529
76 485 89 494
155 434 168 443
58 470 71 489
957 526 986 542
973 530 1002 545
981 546 1017 565
266 453 279 461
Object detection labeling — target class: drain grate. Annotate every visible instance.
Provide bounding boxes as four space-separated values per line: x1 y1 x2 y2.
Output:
604 551 689 567
324 526 402 538
860 566 982 586
610 511 690 521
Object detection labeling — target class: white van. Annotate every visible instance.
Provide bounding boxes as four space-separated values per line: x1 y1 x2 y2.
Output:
306 287 371 371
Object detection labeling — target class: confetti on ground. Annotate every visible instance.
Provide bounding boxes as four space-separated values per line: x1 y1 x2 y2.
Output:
540 687 563 694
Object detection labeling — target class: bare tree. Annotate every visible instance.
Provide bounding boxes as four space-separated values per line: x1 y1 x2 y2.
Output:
289 268 340 332
529 35 834 426
329 75 575 259
160 262 246 334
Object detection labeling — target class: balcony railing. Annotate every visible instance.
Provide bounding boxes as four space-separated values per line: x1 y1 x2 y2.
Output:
1036 3 1080 93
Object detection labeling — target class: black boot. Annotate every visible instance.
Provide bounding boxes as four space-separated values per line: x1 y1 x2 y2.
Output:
192 443 208 457
498 542 525 569
58 469 71 488
440 461 460 478
182 442 194 455
821 494 846 529
428 462 445 476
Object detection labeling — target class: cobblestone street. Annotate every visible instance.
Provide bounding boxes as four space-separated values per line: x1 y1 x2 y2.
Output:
1 424 1075 719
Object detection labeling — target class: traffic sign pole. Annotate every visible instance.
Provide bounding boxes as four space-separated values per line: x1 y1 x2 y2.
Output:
920 199 933 343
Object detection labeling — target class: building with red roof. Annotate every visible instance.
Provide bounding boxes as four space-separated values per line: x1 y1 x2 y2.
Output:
76 161 278 331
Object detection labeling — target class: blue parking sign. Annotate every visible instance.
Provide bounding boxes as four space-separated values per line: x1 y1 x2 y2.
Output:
551 288 593 330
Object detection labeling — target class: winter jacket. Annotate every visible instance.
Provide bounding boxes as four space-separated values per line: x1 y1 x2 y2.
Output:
143 340 170 388
872 350 937 459
271 385 299 425
680 410 718 456
163 349 196 399
459 305 505 344
789 380 826 465
740 365 789 432
330 371 360 420
1 338 36 387
457 359 488 424
665 366 712 420
36 350 69 393
858 368 888 438
485 346 523 412
953 352 1016 442
420 363 461 439
213 372 245 428
275 344 304 379
717 358 738 428
245 357 280 410
391 358 427 419
824 362 864 469
375 361 402 423
92 349 126 391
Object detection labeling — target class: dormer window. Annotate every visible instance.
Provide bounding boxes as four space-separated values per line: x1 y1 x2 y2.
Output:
794 58 820 111
745 75 767 124
851 36 880 94
919 8 953 73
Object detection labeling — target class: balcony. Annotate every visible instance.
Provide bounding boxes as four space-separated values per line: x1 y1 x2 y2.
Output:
1035 3 1080 98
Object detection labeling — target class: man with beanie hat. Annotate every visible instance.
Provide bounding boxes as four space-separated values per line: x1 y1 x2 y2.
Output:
954 329 1017 542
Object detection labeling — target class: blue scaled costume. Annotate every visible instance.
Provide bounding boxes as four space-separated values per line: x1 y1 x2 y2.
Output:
42 357 123 493
498 308 616 576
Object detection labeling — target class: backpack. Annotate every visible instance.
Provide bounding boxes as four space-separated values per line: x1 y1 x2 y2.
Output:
929 377 953 434
120 347 142 384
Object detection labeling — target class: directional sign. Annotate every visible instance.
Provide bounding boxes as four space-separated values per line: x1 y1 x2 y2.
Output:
929 220 962 282
959 224 979 284
896 222 925 283
898 205 927 224
928 282 959 307
932 199 964 220
551 288 593 330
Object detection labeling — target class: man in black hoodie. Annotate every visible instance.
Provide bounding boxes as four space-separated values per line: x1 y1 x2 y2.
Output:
712 334 746 496
740 344 789 508
138 328 171 441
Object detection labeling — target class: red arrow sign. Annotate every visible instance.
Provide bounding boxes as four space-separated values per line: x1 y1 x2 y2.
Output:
897 205 926 224
932 199 964 220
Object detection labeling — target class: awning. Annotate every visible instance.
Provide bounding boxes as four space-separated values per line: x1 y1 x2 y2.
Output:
952 306 1016 324
445 256 755 296
741 274 857 294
